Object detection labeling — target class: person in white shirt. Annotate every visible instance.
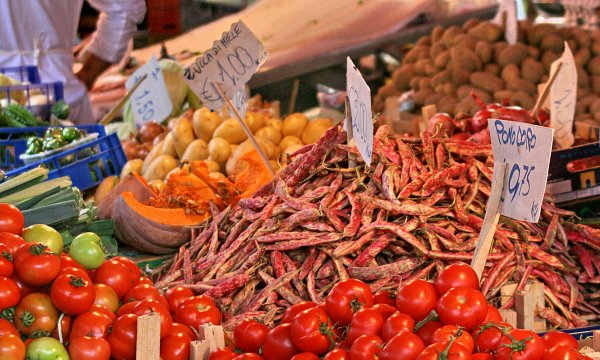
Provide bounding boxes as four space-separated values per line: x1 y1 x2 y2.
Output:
0 0 146 123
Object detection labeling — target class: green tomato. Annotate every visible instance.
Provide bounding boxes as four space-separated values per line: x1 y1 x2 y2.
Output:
69 239 105 270
71 232 102 247
21 224 63 254
26 337 70 360
61 127 81 142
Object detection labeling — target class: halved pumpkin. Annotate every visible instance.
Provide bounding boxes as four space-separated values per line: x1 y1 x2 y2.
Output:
97 173 155 220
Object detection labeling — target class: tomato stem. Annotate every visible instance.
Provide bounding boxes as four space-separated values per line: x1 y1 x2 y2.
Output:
20 311 35 327
414 310 439 331
349 297 363 313
29 243 48 255
30 330 51 338
69 276 86 287
1 251 12 261
0 307 14 322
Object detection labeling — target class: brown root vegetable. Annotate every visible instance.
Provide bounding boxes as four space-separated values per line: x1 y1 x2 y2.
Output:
470 72 504 93
497 43 529 67
139 122 164 143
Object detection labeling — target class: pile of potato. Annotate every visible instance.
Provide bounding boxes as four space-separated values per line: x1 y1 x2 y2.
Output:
373 19 600 127
119 108 333 187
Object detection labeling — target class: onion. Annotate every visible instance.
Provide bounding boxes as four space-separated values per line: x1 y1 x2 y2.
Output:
139 122 164 143
471 109 491 133
121 140 140 160
492 106 534 124
137 143 152 160
427 113 454 136
466 129 491 144
451 132 471 141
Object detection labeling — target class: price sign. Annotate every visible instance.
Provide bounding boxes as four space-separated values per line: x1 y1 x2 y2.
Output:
346 57 373 166
489 118 554 222
184 21 269 111
126 55 173 124
550 42 577 149
492 0 517 45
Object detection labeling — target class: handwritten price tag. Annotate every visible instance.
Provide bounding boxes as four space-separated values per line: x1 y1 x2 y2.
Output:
232 90 247 120
125 55 173 124
550 42 577 149
492 0 517 44
489 118 554 222
346 57 373 166
184 21 268 111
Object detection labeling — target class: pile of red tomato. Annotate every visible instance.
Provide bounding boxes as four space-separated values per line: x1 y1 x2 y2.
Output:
209 263 589 360
0 203 221 360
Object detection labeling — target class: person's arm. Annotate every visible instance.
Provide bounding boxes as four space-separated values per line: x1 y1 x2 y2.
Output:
76 0 146 88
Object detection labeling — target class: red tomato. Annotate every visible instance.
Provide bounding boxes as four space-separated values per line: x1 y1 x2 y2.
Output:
372 303 396 320
417 340 472 360
396 279 438 322
234 354 264 360
107 313 138 360
416 320 443 346
111 256 142 284
542 331 578 351
171 322 196 339
70 310 113 339
131 299 172 339
234 318 269 353
93 259 134 299
346 307 384 344
473 321 511 353
175 300 221 329
290 307 333 354
50 274 95 315
0 244 14 277
60 255 86 272
58 266 91 282
262 323 299 360
69 336 111 360
14 293 59 337
14 242 60 287
0 204 24 234
165 286 194 313
325 278 372 326
544 345 587 360
496 329 544 360
484 304 503 322
0 276 20 311
432 325 475 353
437 287 488 330
208 347 237 360
138 276 154 286
176 295 216 311
323 349 350 360
349 334 382 360
0 232 25 254
379 331 425 360
434 262 480 296
160 332 192 360
116 301 139 317
281 301 317 324
10 273 35 298
372 290 395 306
51 314 72 341
0 318 19 336
382 311 415 342
124 283 161 303
290 353 319 360
472 354 495 360
0 333 25 359
93 284 119 313
89 304 116 320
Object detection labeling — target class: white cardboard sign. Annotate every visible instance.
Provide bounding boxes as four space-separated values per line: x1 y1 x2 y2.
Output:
346 57 373 166
550 42 577 149
232 90 247 120
126 55 173 124
183 21 268 111
492 0 518 45
489 118 554 222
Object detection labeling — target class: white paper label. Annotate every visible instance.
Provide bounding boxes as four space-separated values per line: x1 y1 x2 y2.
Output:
550 42 577 149
183 21 269 111
492 0 518 45
232 90 247 120
126 55 173 124
346 57 373 166
489 118 554 222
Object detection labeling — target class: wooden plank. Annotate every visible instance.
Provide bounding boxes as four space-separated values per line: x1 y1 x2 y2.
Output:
189 340 211 360
421 104 437 133
198 324 226 350
498 309 517 327
136 313 161 360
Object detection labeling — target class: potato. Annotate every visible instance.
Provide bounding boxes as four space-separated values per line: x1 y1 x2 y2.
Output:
225 138 276 175
255 126 282 145
172 118 195 158
162 132 178 157
209 172 226 181
269 160 281 171
120 159 143 179
267 118 283 132
192 108 222 141
201 160 221 173
245 112 266 133
279 135 303 152
143 155 178 181
284 144 304 156
212 118 248 144
142 139 165 174
181 139 209 162
282 113 309 137
208 137 232 163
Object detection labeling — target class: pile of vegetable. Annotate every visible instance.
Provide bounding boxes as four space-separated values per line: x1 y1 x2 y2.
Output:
154 124 600 330
24 127 84 155
372 19 600 128
0 203 220 360
208 266 593 360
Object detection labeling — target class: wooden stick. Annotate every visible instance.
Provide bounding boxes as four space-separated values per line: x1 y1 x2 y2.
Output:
288 78 300 115
212 82 275 177
421 104 437 133
345 96 357 168
135 313 161 360
100 74 148 125
471 162 507 279
531 61 563 118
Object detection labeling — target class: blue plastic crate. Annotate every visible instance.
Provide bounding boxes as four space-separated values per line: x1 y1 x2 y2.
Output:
5 133 126 191
0 82 64 120
0 66 40 83
0 125 106 170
